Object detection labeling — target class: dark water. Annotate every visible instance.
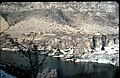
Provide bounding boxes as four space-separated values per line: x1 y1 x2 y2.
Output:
41 56 119 78
1 51 119 78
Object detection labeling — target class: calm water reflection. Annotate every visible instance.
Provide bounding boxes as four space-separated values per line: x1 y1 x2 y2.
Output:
1 51 119 78
42 56 118 78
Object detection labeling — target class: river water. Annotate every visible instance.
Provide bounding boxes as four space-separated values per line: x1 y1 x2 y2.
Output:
41 56 119 78
1 50 119 78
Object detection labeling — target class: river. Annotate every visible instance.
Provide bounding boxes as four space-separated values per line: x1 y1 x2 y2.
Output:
0 50 119 78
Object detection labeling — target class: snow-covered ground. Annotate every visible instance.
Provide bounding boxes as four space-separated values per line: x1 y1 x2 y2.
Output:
78 44 119 66
38 44 119 66
0 70 16 78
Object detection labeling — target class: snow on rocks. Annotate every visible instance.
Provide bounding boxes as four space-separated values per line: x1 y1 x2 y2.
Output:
0 70 16 78
74 44 119 66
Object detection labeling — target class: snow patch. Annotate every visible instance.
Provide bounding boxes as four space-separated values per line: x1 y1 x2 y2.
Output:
0 70 16 78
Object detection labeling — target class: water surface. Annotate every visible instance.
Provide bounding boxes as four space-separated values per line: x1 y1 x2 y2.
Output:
1 50 119 78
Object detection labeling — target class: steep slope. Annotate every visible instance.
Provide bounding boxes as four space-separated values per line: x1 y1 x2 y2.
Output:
5 15 77 38
0 2 119 38
0 15 9 32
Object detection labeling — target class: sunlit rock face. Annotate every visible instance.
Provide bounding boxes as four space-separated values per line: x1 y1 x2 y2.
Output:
0 2 119 13
0 2 119 54
0 2 119 28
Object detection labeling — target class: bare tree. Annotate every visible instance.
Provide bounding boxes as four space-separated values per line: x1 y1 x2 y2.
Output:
0 32 50 78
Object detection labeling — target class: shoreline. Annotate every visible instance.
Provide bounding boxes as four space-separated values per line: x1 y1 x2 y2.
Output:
1 47 119 67
1 48 19 51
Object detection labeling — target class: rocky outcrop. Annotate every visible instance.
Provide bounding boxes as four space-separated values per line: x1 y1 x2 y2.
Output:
0 69 16 78
0 2 119 66
0 2 119 36
37 68 58 78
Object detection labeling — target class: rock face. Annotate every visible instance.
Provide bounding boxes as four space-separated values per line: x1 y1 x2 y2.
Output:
0 15 9 32
37 68 58 78
0 2 119 13
0 2 119 35
0 2 119 56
